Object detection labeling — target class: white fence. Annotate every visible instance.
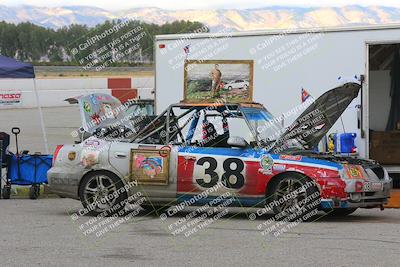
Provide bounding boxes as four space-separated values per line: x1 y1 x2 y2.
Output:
0 76 155 153
0 77 154 109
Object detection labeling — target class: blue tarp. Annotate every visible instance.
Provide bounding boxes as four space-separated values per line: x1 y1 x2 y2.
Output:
7 154 52 185
0 55 35 78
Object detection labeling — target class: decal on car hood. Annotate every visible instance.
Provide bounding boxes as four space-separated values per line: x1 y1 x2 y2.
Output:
271 82 361 153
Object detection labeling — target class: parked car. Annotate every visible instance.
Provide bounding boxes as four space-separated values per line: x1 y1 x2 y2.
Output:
49 83 391 219
223 79 249 90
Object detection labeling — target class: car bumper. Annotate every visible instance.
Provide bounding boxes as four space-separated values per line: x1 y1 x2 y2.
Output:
320 179 392 209
47 166 85 200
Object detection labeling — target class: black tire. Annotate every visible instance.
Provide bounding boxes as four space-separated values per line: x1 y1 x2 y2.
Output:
29 185 39 200
268 173 320 222
2 185 11 199
78 171 128 217
324 208 358 217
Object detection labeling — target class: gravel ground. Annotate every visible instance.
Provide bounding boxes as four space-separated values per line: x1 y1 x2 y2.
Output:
1 108 400 267
0 198 399 267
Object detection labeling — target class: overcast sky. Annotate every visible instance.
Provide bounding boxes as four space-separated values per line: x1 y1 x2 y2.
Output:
0 0 399 10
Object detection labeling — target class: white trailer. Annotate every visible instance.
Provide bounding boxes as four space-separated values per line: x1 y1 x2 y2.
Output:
155 24 400 177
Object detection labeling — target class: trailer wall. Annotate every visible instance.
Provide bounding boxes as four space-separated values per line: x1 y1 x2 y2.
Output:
155 26 400 158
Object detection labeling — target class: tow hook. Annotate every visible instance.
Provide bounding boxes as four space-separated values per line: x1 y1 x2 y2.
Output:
380 205 384 211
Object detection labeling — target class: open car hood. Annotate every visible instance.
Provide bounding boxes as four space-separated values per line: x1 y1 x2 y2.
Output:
270 82 361 153
65 93 124 134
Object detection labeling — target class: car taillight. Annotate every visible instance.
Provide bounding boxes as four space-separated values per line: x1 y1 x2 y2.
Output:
53 145 63 165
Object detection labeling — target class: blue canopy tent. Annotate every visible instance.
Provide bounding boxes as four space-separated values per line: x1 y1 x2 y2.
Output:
0 55 35 78
0 55 49 153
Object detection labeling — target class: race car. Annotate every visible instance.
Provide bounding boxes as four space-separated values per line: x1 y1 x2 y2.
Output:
48 82 392 218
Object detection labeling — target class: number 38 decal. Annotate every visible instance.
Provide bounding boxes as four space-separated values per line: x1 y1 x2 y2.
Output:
195 157 245 189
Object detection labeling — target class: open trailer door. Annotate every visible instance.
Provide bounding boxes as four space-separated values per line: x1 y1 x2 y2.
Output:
368 42 400 208
367 43 400 174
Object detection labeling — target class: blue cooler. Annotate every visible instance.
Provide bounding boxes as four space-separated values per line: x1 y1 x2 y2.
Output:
340 133 357 153
334 133 357 154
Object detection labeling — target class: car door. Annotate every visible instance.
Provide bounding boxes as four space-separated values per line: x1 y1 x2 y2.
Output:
108 141 179 201
176 146 265 206
175 109 265 205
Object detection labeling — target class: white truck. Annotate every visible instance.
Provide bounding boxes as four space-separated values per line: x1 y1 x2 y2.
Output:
154 24 400 181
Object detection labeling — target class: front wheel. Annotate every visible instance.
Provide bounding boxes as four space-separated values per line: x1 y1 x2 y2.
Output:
78 171 127 216
324 208 358 217
268 173 320 221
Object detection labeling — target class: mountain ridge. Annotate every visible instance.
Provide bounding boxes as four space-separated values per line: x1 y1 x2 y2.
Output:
1 5 400 31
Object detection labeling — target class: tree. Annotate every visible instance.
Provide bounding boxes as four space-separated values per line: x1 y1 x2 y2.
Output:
0 19 208 64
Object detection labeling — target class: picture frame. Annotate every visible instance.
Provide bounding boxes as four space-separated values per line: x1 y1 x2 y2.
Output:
183 60 254 103
129 148 170 185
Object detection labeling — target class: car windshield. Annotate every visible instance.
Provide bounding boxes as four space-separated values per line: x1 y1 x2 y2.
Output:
240 107 304 151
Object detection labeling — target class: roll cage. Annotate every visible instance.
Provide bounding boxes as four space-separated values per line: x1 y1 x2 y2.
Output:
129 102 267 147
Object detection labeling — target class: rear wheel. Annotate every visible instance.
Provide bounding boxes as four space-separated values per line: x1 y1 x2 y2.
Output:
268 173 320 221
78 171 127 216
324 208 358 217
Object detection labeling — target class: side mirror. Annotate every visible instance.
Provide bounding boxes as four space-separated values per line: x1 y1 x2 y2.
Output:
227 136 249 148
